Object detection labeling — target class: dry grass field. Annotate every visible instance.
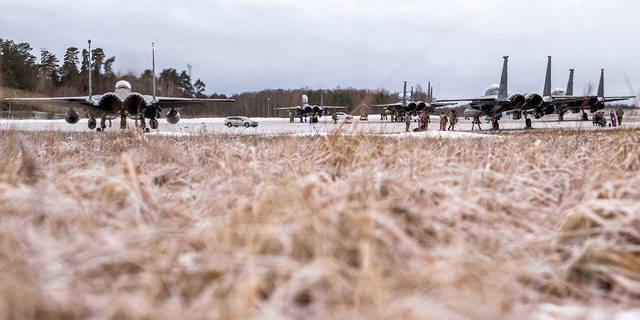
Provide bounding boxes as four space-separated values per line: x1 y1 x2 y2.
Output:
1 128 640 319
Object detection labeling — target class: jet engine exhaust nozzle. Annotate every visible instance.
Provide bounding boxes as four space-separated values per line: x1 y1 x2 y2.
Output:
508 93 525 108
524 93 543 110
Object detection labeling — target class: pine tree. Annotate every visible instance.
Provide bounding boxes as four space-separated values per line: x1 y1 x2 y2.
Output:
0 39 38 91
194 79 206 97
178 70 194 97
38 48 60 92
60 47 80 90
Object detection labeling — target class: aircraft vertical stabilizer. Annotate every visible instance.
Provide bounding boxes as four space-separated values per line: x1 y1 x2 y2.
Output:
566 69 574 96
430 84 433 103
597 69 605 98
402 81 407 107
498 56 509 99
543 56 552 97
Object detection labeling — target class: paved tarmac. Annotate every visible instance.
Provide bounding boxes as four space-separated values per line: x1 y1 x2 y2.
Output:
1 109 638 138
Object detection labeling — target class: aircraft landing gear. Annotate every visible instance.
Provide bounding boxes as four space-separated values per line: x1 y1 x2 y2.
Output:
100 117 107 130
137 115 145 129
525 118 532 129
120 114 127 129
512 110 522 120
136 116 157 132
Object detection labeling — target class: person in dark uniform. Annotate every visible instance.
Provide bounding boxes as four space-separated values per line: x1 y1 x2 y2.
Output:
448 109 458 131
616 106 624 125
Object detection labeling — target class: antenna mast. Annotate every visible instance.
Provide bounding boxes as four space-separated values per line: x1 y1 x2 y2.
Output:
152 42 156 103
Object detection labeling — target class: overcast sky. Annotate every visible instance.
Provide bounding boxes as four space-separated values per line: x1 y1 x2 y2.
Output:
2 0 639 101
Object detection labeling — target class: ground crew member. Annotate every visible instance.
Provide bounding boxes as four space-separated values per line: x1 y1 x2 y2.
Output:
448 109 458 131
289 111 294 123
440 112 448 131
593 112 606 127
472 116 481 130
616 106 624 125
405 113 411 132
332 112 338 124
421 111 430 131
610 110 617 127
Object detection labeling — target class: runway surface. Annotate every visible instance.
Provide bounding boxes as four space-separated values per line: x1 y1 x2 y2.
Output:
1 110 638 138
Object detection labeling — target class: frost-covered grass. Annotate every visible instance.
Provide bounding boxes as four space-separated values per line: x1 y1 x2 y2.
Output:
1 128 640 319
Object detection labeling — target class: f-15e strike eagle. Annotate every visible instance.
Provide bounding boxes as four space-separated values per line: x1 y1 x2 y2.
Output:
4 41 235 131
438 55 636 129
437 56 528 130
537 56 635 121
277 93 346 122
368 81 455 118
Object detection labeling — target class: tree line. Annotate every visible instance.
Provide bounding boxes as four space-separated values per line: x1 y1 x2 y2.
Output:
1 38 430 118
0 38 213 98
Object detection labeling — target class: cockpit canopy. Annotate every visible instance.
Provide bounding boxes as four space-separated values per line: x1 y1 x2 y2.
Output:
115 80 132 91
484 84 500 96
397 92 413 100
551 88 565 96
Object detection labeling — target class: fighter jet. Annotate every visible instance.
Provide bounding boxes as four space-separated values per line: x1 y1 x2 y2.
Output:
437 56 526 130
535 57 590 121
368 81 453 120
277 93 345 122
565 68 635 116
535 56 635 121
3 41 235 131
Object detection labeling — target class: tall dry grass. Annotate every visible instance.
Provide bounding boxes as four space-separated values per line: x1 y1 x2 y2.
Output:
1 128 639 319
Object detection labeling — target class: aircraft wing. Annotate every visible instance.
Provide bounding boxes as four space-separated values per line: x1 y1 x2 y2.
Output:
549 95 634 105
553 94 634 103
601 95 636 103
320 105 346 110
153 96 235 107
5 95 234 108
368 102 402 108
548 95 590 103
431 101 459 107
436 96 497 103
4 96 97 106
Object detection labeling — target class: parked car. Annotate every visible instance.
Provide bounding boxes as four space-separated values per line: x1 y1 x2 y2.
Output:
225 116 258 128
334 112 352 120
